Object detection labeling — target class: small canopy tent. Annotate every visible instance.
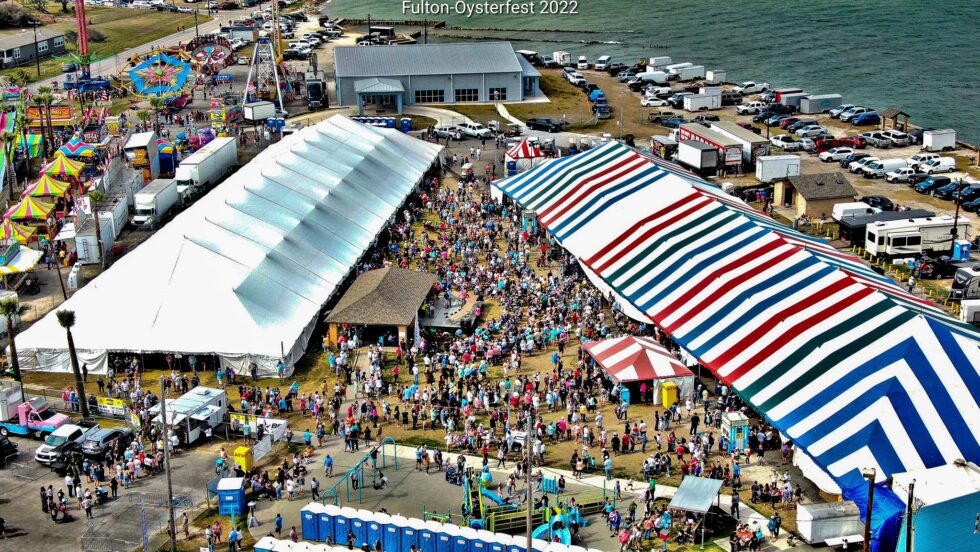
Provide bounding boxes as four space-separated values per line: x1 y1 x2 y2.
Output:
6 196 55 222
57 137 96 159
23 174 70 199
669 476 723 513
0 218 37 245
504 138 547 175
44 155 85 178
583 336 695 405
16 133 43 158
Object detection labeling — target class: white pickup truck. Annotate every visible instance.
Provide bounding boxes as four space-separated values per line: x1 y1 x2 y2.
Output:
736 101 767 115
35 422 100 465
732 81 770 95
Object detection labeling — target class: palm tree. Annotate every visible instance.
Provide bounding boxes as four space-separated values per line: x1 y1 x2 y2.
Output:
0 131 16 204
15 112 34 181
35 86 55 155
30 95 48 154
88 189 106 268
0 297 28 384
136 109 150 132
148 97 167 134
56 310 89 418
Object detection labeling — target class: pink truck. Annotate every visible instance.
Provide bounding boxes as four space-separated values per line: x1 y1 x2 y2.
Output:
0 383 70 438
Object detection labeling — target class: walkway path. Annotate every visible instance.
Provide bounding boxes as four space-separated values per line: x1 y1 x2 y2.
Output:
404 105 474 126
495 103 525 126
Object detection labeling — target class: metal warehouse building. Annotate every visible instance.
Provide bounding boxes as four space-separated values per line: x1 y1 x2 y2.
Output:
333 42 541 114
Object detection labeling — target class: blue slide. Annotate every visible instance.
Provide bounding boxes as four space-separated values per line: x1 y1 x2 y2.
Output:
531 514 572 545
481 489 506 505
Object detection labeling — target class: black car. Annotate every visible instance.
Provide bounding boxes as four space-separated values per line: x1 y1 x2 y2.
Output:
907 173 932 187
583 83 599 94
961 197 980 214
751 110 772 123
0 435 17 463
861 195 894 211
908 127 935 145
526 118 565 133
766 103 796 115
720 91 743 106
840 152 871 168
935 181 972 200
955 185 980 204
605 63 627 76
694 114 720 123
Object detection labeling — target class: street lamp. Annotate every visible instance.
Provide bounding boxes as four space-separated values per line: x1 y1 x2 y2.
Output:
862 468 877 552
29 20 41 76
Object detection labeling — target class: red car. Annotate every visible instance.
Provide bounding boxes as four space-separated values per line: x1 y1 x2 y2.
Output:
778 117 800 129
814 138 842 153
838 135 867 149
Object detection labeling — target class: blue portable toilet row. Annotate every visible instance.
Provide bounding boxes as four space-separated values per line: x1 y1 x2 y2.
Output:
293 503 609 552
351 117 398 129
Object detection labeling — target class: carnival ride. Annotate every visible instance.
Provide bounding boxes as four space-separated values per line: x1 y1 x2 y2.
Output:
240 0 293 112
188 35 234 76
57 0 111 91
122 50 194 97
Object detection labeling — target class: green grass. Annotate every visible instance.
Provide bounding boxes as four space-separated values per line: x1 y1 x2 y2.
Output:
0 6 211 84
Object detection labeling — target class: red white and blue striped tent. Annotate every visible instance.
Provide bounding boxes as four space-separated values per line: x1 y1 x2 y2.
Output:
493 141 980 495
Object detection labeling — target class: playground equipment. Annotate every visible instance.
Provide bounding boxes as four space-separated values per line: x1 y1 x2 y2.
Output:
319 437 399 506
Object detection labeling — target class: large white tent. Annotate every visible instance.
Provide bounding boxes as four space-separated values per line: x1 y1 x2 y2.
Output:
16 115 442 376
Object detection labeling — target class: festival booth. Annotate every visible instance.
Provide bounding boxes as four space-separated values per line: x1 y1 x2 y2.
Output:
7 196 56 240
23 174 69 200
27 105 74 132
15 133 44 159
504 138 547 176
44 155 86 186
0 218 37 245
57 137 96 161
583 336 695 406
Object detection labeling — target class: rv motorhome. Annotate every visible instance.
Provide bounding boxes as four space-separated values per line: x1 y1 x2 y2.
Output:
864 215 971 259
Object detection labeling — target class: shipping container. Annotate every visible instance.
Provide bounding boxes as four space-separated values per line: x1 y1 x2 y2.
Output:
799 94 844 114
677 140 719 171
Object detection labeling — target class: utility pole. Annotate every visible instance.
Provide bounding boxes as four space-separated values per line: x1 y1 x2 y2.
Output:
525 410 533 552
159 376 178 552
905 479 915 552
863 468 876 552
949 178 963 257
194 9 200 39
30 20 41 76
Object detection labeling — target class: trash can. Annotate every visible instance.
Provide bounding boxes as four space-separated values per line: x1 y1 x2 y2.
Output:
233 445 253 472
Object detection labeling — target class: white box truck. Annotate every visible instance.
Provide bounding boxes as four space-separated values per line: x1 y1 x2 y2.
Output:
673 65 705 81
865 215 971 258
552 51 571 66
923 129 956 152
131 179 179 229
173 137 238 198
755 155 801 183
648 56 672 70
677 140 719 171
244 101 276 122
683 94 721 112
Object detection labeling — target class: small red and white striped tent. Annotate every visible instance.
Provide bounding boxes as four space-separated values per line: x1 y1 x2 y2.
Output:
583 336 695 405
506 139 546 160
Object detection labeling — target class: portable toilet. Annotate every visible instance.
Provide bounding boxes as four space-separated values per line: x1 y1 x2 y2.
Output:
386 117 396 128
473 530 497 552
531 539 550 551
568 547 588 552
419 520 441 552
385 515 406 551
350 510 370 548
277 542 296 552
255 536 280 552
334 507 357 545
400 118 412 132
310 546 332 552
402 517 425 552
485 531 508 552
436 523 460 552
506 534 527 552
294 543 317 552
368 512 389 549
320 504 340 544
216 478 246 516
301 502 324 542
661 381 678 409
454 526 478 552
544 544 571 552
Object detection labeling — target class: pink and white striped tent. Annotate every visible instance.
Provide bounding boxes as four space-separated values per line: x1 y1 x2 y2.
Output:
506 139 545 159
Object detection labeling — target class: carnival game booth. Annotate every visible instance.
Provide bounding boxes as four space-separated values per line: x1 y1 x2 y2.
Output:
493 140 980 552
583 336 694 406
15 115 443 377
6 196 56 240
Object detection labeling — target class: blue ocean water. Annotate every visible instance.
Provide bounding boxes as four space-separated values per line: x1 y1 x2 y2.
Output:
328 0 979 144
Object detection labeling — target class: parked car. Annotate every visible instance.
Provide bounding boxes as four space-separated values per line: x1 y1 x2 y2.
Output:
839 106 872 122
935 180 972 200
881 130 910 147
604 62 626 75
796 125 828 137
693 114 720 123
914 176 952 194
617 70 636 82
765 114 787 127
732 81 770 95
736 101 766 115
819 147 855 162
907 172 932 187
850 112 881 126
431 125 463 140
457 123 493 138
907 153 941 171
859 131 892 148
797 138 816 152
885 167 919 183
767 103 796 115
814 137 843 153
840 152 872 168
771 134 801 151
526 118 566 132
831 135 864 150
908 127 936 145
647 111 676 124
786 119 817 133
737 122 762 134
81 427 134 458
920 157 956 174
955 185 980 205
720 91 742 106
861 195 894 211
829 104 856 119
0 435 17 461
961 197 980 214
751 110 773 123
641 97 669 107
662 116 686 128
778 117 800 129
849 156 880 173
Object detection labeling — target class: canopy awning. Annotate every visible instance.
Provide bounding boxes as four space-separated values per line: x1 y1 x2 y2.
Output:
354 77 405 94
7 196 55 221
583 336 692 382
57 138 96 158
0 246 42 276
669 476 723 513
24 174 70 198
44 156 85 177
